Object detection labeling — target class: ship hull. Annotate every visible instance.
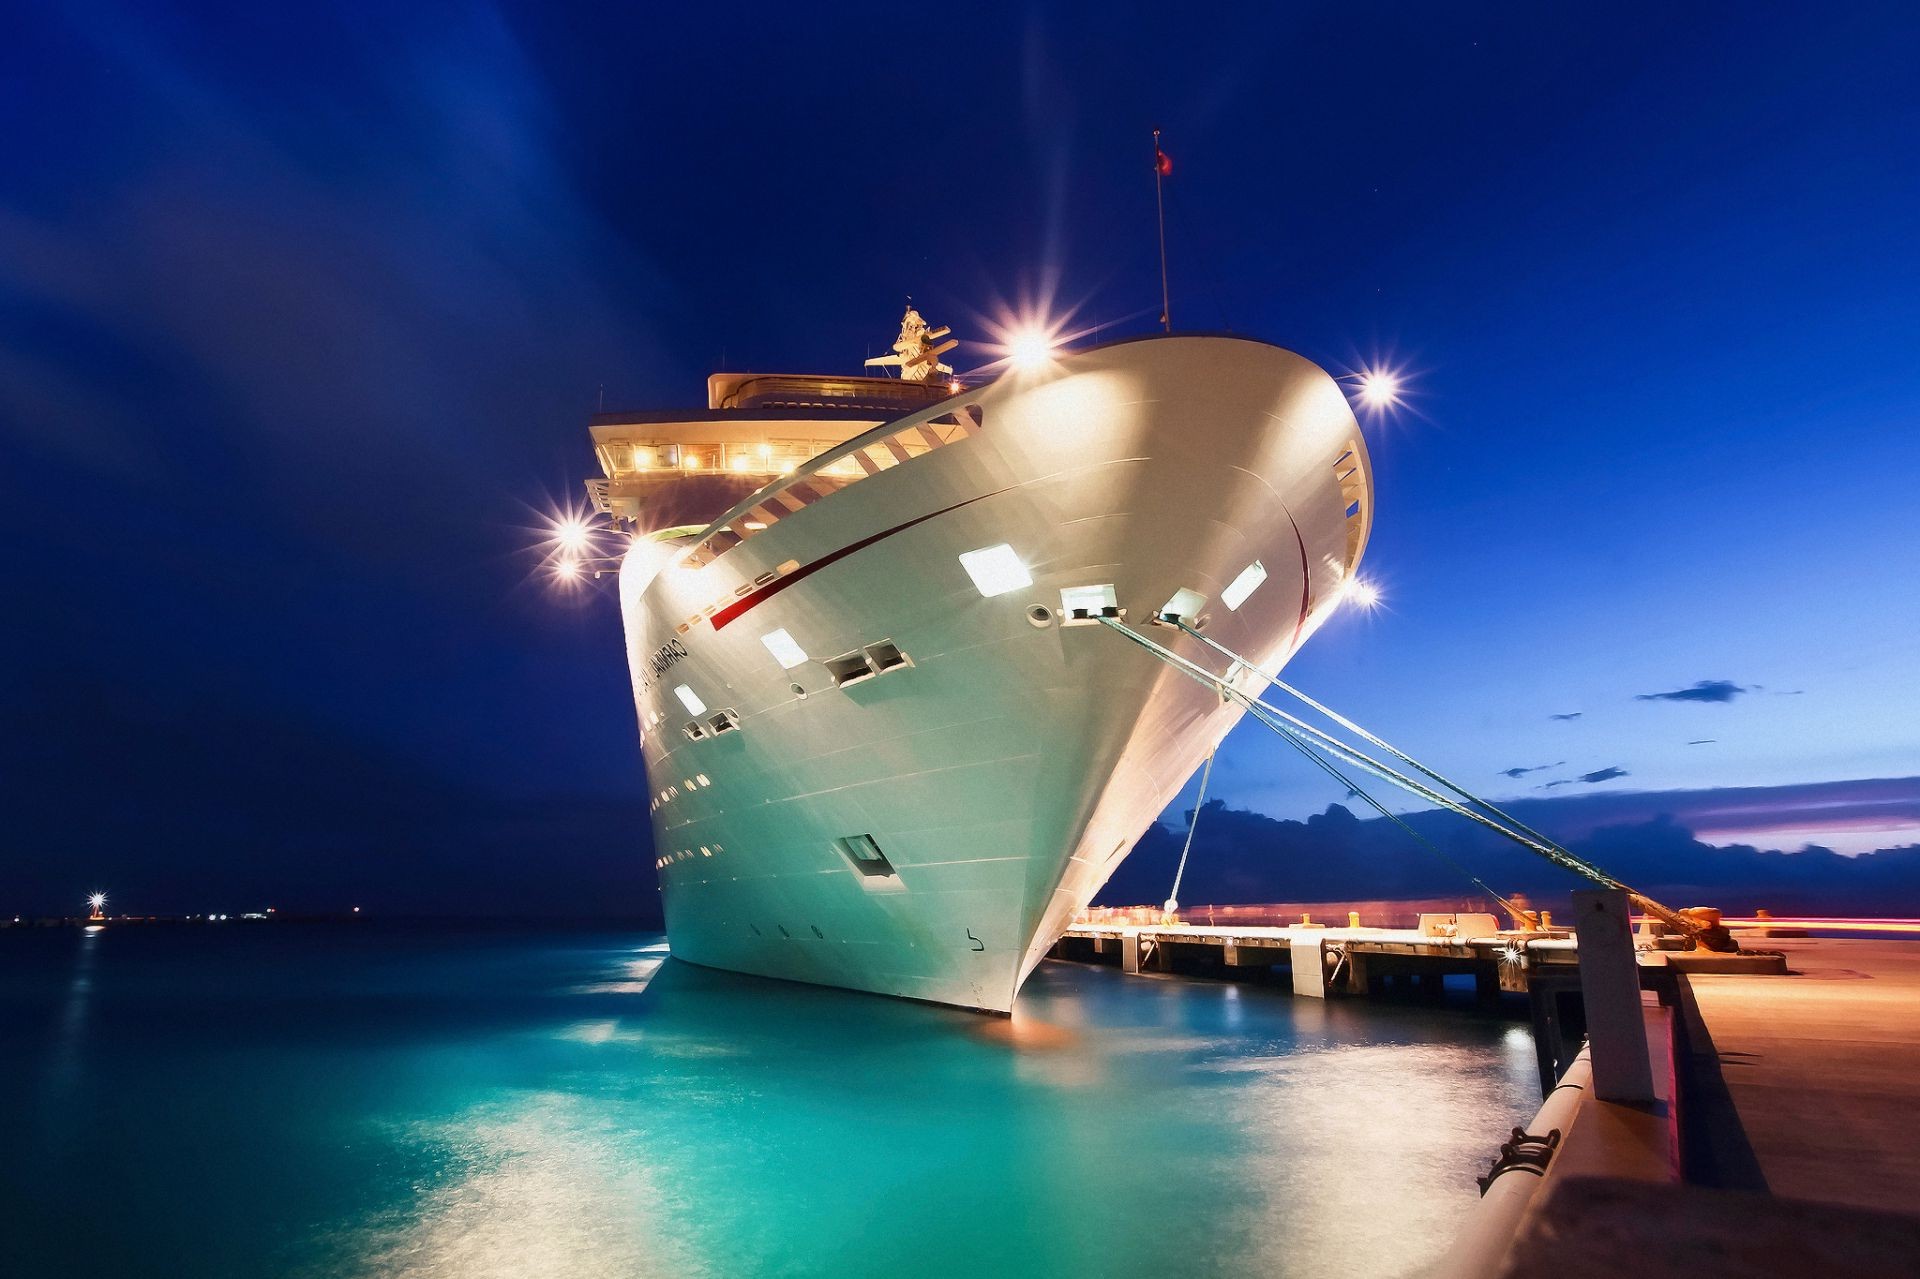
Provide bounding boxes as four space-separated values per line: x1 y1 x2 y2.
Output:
619 336 1371 1012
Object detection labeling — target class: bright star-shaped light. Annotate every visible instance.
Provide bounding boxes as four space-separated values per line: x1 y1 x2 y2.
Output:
1355 367 1403 411
1006 328 1056 371
554 558 583 581
553 514 593 555
1342 576 1382 610
88 892 106 911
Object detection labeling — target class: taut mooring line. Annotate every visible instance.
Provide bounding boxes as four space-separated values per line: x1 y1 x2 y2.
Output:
1173 620 1602 879
1104 616 1710 940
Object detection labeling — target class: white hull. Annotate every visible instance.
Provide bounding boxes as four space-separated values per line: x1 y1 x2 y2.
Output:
618 336 1371 1012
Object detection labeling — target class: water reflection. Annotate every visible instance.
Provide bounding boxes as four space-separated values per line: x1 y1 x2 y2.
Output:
44 925 101 1107
320 953 1535 1279
2 928 1537 1279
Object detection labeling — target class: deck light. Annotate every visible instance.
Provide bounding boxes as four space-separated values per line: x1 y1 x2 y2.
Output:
760 628 810 669
1221 561 1268 611
1352 366 1404 412
555 558 582 580
554 515 592 554
1007 329 1055 371
959 543 1033 597
674 684 707 716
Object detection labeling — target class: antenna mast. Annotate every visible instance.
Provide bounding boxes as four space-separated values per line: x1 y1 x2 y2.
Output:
1153 129 1171 333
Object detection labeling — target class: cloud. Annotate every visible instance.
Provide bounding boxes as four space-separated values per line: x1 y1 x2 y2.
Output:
1635 680 1748 704
1542 766 1630 788
1548 712 1583 721
1500 761 1565 779
1688 739 1717 746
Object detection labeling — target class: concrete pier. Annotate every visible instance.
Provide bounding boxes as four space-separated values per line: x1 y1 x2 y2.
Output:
1448 935 1920 1275
1677 936 1920 1214
1055 914 1578 1000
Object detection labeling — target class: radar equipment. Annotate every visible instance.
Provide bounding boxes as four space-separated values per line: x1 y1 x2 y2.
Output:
864 304 957 382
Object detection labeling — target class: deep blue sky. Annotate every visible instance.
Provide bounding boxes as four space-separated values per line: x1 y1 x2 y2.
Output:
4 2 1917 914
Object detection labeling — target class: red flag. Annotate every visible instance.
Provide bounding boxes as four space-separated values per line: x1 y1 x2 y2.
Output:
1154 148 1173 177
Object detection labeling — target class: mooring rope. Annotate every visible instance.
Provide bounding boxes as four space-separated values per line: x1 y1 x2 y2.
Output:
1165 748 1215 911
1101 617 1610 881
1160 619 1710 937
1102 616 1712 940
1174 620 1605 885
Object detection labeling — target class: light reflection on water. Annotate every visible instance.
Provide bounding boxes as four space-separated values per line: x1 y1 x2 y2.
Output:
0 925 1538 1279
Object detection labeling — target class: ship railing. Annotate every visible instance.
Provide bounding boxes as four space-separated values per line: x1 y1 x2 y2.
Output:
668 391 989 576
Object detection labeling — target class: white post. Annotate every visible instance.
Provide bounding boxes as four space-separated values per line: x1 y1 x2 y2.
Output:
1290 936 1327 998
1572 888 1654 1102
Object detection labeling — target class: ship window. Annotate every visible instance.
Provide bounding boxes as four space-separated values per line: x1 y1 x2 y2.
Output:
674 684 707 715
863 640 910 674
682 721 708 741
708 710 741 734
824 650 876 688
1159 588 1207 623
1222 561 1268 611
958 543 1032 598
1059 583 1119 624
760 627 810 670
834 834 897 878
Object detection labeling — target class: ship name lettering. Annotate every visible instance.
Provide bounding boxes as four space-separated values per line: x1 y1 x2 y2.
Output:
648 639 690 678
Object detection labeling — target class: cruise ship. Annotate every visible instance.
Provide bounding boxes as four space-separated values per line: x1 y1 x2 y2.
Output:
580 308 1373 1012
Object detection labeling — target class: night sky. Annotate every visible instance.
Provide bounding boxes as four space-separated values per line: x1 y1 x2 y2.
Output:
5 3 1918 916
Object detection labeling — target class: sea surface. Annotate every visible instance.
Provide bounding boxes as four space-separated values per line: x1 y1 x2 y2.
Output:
1 922 1539 1278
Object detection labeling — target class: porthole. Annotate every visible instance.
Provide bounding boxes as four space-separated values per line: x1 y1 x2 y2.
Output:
1027 604 1054 628
790 682 807 699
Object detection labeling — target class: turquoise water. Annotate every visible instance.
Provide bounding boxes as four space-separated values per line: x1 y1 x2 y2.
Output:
1 924 1538 1277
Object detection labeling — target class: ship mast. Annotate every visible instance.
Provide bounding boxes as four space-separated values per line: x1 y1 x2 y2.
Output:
863 303 957 382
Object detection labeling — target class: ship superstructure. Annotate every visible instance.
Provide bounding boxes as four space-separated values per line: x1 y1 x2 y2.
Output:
585 309 1372 1012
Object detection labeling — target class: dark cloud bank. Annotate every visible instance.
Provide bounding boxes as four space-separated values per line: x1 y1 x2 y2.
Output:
1098 779 1920 918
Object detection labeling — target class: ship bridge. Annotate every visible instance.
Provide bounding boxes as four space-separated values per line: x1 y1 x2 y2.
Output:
586 372 959 528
